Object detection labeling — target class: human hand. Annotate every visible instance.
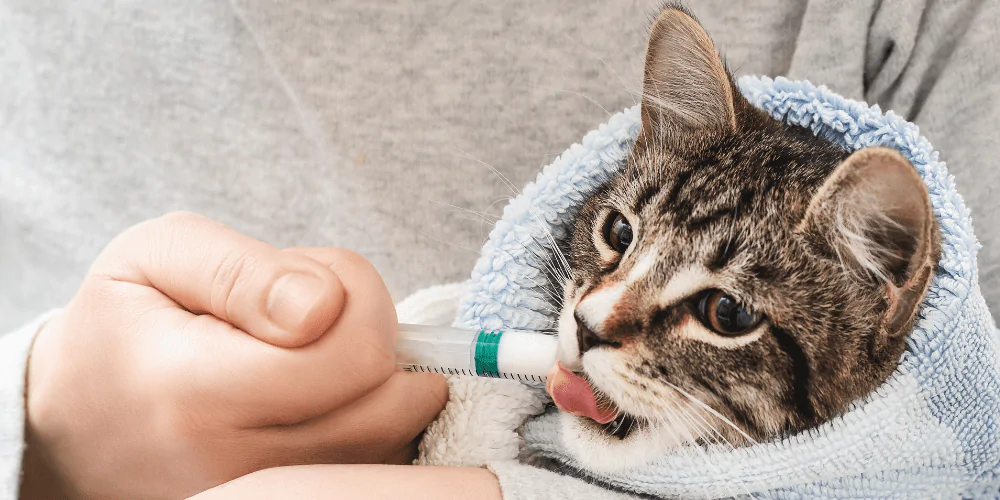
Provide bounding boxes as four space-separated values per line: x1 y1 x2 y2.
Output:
19 212 447 500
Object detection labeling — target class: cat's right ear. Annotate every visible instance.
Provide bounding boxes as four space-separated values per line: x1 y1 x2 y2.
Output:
639 6 736 149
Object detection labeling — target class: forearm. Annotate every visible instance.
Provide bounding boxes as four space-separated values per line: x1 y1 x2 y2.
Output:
188 465 502 500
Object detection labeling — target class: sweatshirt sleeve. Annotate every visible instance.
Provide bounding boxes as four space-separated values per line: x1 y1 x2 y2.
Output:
0 310 58 500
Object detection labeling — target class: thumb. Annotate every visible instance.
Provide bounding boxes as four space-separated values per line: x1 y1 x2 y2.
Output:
95 211 345 348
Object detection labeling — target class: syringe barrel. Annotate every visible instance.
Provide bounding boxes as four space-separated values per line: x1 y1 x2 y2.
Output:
396 324 558 382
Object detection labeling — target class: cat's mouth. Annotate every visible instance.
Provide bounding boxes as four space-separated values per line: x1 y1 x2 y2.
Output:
602 412 640 439
546 362 643 439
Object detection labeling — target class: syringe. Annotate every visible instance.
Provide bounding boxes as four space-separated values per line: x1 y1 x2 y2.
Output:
396 324 559 382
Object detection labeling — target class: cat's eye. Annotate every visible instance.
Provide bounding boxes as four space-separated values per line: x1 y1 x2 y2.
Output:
603 211 633 253
696 290 762 336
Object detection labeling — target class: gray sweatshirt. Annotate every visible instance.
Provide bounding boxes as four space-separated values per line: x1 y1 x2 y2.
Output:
2 0 997 498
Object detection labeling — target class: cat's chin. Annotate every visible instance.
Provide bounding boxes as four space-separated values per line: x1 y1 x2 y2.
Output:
557 411 690 473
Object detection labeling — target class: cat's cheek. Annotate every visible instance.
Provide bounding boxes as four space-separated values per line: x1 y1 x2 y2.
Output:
557 411 690 473
581 349 655 415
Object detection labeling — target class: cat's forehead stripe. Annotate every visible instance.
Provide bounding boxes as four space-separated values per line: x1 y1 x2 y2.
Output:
663 168 692 207
626 247 659 283
635 184 661 211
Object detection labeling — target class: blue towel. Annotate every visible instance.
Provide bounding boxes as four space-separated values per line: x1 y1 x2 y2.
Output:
453 76 1000 498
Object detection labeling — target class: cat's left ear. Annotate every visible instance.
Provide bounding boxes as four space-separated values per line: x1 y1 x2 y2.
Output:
798 147 939 336
639 7 736 148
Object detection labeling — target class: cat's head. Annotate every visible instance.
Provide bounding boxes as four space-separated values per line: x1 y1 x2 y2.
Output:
552 5 940 471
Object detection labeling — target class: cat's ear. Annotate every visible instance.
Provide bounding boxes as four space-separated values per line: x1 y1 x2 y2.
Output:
798 147 938 335
639 7 736 147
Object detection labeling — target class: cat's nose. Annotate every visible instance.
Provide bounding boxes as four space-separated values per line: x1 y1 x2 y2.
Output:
574 313 603 353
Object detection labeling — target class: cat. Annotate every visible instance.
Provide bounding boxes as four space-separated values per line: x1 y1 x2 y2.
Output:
543 3 941 474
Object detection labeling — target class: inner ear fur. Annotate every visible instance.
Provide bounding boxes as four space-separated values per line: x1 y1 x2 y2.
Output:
639 6 736 149
798 146 940 336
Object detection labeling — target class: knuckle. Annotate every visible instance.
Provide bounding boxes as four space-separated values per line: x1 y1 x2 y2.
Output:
209 249 260 321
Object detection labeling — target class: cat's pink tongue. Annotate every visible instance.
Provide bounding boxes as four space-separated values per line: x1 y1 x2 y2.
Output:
545 361 617 424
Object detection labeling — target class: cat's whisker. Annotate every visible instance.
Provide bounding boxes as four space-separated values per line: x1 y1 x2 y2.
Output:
481 195 516 243
522 275 565 308
431 150 575 293
528 84 613 118
661 402 762 500
671 396 732 450
468 228 567 313
512 243 565 290
516 277 559 312
395 186 502 226
413 228 481 255
386 186 503 254
651 399 728 500
519 294 561 316
444 149 532 246
673 396 772 500
526 207 574 281
561 33 639 107
522 239 571 294
450 146 523 197
662 381 758 446
517 238 573 292
646 390 762 499
392 184 573 315
449 213 497 227
642 388 727 454
686 405 742 456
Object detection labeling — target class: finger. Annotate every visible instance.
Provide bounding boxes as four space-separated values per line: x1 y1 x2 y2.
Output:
140 247 401 427
273 371 448 464
97 211 344 348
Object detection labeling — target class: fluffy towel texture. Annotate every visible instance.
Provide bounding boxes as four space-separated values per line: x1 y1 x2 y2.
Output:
399 284 548 467
438 76 1000 498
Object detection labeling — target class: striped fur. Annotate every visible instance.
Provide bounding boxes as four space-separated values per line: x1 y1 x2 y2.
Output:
552 4 940 460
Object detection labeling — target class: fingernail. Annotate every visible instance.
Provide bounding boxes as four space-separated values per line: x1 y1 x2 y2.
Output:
267 272 325 334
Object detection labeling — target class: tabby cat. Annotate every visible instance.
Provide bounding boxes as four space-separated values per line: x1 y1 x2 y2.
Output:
546 4 940 472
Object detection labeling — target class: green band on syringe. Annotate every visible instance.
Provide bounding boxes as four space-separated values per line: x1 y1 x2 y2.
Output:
474 330 503 377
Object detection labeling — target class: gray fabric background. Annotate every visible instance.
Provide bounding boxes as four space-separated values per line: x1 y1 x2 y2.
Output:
2 0 997 334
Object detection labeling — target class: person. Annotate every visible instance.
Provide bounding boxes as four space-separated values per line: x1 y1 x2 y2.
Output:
2 1 997 498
